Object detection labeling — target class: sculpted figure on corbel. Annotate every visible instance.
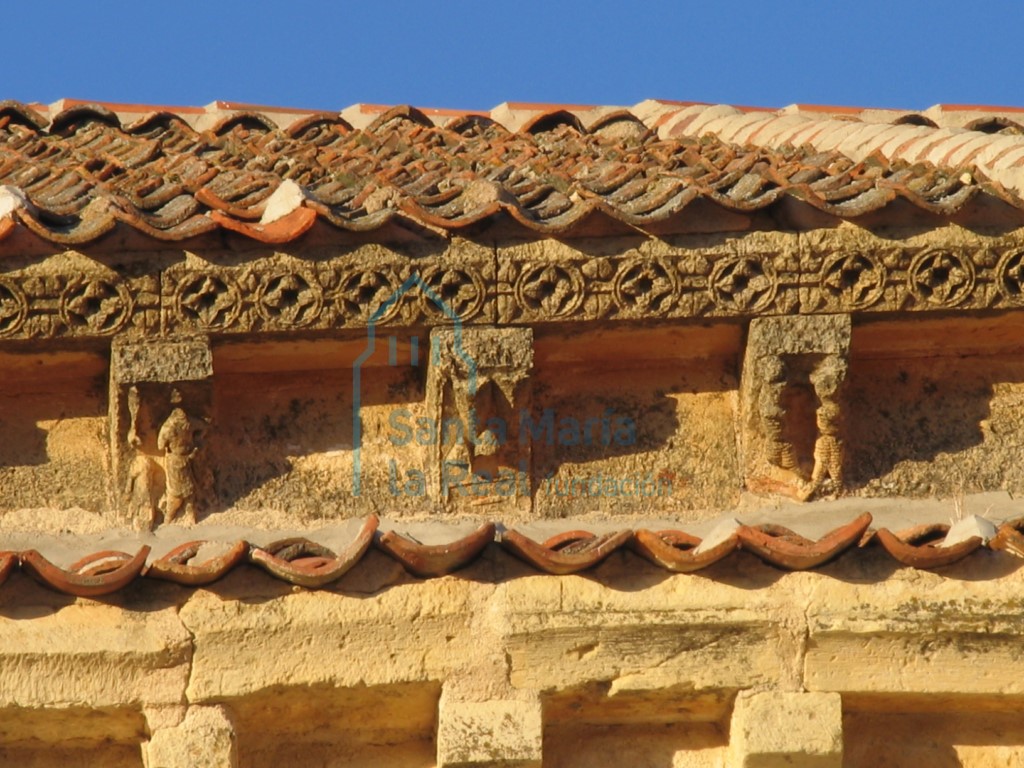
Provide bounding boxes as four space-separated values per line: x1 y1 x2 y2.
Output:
426 326 534 513
110 337 214 530
755 356 797 475
740 315 851 501
123 385 161 530
157 389 210 524
800 355 848 500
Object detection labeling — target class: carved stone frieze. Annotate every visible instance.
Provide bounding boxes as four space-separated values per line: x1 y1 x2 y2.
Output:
996 249 1024 304
161 245 496 335
498 236 803 322
816 251 887 311
0 232 1023 343
798 236 1009 315
0 277 27 337
0 269 158 339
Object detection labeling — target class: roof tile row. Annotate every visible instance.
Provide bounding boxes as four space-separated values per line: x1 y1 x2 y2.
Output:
0 99 1023 246
3 514 1021 598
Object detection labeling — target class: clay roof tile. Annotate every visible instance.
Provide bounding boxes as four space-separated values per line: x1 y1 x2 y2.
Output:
0 98 1020 245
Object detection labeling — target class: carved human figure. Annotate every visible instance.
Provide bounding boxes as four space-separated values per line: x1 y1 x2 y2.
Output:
757 356 796 471
157 390 206 523
427 327 533 506
466 378 505 459
436 376 505 477
800 356 847 500
123 386 161 531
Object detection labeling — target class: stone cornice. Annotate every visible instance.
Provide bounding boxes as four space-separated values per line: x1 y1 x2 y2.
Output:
1 227 1024 342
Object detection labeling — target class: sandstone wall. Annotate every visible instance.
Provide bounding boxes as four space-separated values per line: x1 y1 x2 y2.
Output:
0 548 1022 766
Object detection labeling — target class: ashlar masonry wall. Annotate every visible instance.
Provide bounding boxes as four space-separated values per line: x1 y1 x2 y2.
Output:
0 546 1023 767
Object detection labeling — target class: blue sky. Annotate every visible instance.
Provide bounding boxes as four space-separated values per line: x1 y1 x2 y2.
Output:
7 1 1022 112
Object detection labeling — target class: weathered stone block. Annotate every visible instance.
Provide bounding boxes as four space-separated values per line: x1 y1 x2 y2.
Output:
728 691 843 768
745 314 851 358
0 603 191 710
436 687 543 768
144 706 237 768
111 336 213 384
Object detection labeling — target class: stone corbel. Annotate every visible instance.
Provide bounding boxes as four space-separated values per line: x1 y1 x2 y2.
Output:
728 691 843 767
739 314 851 500
109 336 214 530
426 326 534 513
143 705 237 768
436 684 543 768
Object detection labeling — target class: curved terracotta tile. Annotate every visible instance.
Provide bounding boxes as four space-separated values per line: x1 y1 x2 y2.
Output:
503 198 597 233
375 523 496 578
964 116 1024 134
672 104 743 138
655 104 711 137
702 112 769 145
929 135 980 167
947 134 1002 167
835 123 900 161
20 547 150 597
738 114 803 146
110 209 218 241
519 110 585 135
500 529 632 575
366 105 435 131
987 518 1024 559
786 120 834 147
973 137 1024 169
304 202 397 232
585 110 650 138
210 206 317 243
283 113 353 138
807 121 865 153
146 540 249 586
444 113 509 137
121 110 200 136
878 125 936 158
631 529 739 573
0 217 16 243
0 552 16 587
905 129 964 164
15 205 118 245
894 113 939 128
206 111 279 136
248 515 378 588
0 98 1022 248
888 182 979 216
398 197 504 230
49 103 122 133
875 523 982 569
195 187 265 220
736 513 872 570
0 100 48 129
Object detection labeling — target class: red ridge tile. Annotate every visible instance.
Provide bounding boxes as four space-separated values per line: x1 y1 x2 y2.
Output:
376 523 496 578
20 546 150 597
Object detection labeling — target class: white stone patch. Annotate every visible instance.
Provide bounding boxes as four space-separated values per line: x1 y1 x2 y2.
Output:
0 184 31 218
940 514 997 548
260 179 307 225
695 518 743 555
